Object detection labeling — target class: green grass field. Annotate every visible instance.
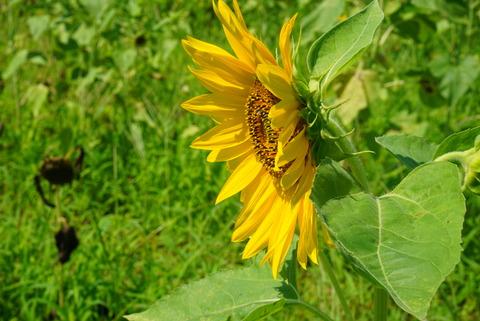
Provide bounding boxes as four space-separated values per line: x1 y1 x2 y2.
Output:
1 0 479 320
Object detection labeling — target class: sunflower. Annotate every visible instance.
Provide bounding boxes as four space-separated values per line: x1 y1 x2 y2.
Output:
182 0 318 277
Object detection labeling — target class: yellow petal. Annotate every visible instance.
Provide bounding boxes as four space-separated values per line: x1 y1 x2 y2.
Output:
275 121 299 169
276 128 308 167
213 1 276 68
306 201 319 264
297 197 318 268
292 157 316 205
296 200 308 269
226 153 247 171
241 216 272 259
183 36 232 59
321 220 335 249
232 0 247 29
280 157 305 190
272 225 296 278
241 195 282 258
181 93 244 120
216 153 263 204
233 183 276 241
236 174 272 225
256 64 297 102
207 140 252 162
213 0 255 69
234 195 276 244
269 100 299 129
269 100 297 119
279 14 297 79
191 120 248 150
250 39 277 67
235 175 271 228
263 201 297 277
183 37 254 87
189 67 248 95
278 121 296 147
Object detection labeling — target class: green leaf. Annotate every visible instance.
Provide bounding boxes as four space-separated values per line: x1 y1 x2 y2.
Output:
128 0 142 17
434 126 480 158
311 159 355 209
440 56 480 106
307 0 383 96
301 0 345 44
27 15 50 40
80 0 110 19
335 69 369 125
389 111 429 137
115 48 137 73
321 162 465 320
375 134 437 168
411 0 445 12
25 84 49 118
281 236 299 289
2 49 28 80
241 300 285 321
129 123 145 159
54 23 70 44
73 24 96 46
124 266 294 321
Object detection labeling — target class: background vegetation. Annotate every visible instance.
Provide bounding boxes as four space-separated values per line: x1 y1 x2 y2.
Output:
1 0 479 320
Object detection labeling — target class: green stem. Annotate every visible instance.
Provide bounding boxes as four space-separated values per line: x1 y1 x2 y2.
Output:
285 299 336 321
434 150 469 163
323 114 390 321
286 249 298 289
319 252 354 321
324 116 370 192
54 190 65 309
374 288 388 321
58 264 64 307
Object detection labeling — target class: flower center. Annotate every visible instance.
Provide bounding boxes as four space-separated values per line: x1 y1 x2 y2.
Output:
245 80 289 178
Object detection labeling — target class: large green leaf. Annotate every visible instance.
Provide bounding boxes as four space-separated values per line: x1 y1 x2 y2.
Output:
320 162 465 320
124 266 295 321
376 134 437 168
311 159 355 208
307 0 383 96
434 126 480 158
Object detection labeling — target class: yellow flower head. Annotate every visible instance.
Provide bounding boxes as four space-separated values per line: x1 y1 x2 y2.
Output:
182 0 318 277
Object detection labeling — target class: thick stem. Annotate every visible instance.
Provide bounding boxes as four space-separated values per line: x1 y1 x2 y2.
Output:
374 288 388 321
319 252 354 321
324 116 370 192
323 114 391 321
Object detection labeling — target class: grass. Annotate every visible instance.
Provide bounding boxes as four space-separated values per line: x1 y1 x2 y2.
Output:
1 0 479 320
